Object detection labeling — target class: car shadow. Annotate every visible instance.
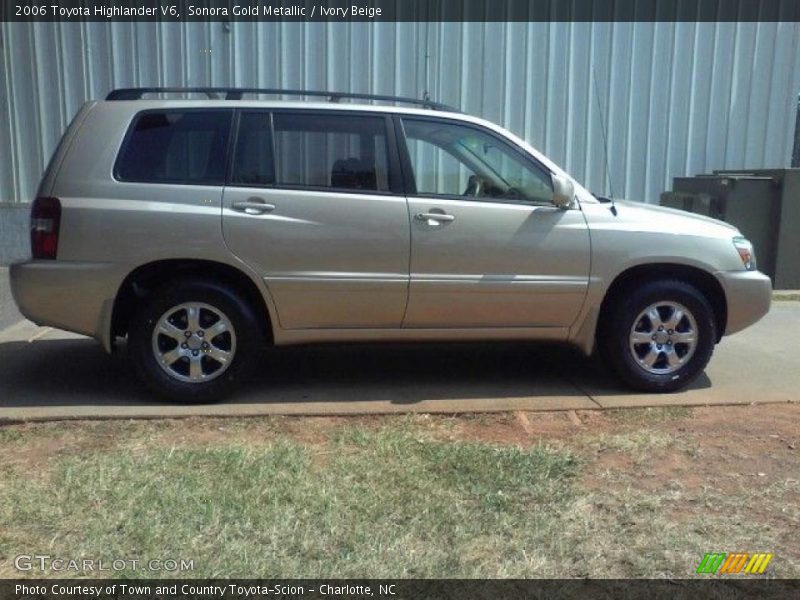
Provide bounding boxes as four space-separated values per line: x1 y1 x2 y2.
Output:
0 337 710 409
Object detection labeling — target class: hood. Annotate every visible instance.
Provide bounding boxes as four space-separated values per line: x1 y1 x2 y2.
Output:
605 199 740 240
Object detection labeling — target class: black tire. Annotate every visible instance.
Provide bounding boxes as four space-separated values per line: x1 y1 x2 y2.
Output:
128 279 262 403
598 279 716 393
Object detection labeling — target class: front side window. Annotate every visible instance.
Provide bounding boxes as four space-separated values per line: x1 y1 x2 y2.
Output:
272 113 391 192
115 110 232 185
402 118 553 204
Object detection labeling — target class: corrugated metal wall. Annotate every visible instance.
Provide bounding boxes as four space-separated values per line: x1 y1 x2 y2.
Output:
1 20 799 204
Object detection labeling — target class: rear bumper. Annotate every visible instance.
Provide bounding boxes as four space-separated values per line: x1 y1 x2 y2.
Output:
715 270 772 336
10 260 124 352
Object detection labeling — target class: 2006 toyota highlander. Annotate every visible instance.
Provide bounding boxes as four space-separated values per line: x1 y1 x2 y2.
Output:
10 87 772 402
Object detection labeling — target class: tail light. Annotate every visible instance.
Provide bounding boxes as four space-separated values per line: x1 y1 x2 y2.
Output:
31 196 61 259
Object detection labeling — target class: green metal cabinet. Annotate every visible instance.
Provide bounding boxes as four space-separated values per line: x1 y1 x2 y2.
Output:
661 169 800 289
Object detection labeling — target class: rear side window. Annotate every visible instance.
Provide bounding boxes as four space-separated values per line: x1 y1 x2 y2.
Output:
115 110 232 185
271 113 391 192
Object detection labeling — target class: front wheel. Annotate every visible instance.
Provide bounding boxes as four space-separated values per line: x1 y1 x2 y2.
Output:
128 280 261 403
598 280 717 393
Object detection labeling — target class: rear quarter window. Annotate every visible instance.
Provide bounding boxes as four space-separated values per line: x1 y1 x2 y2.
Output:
115 110 233 185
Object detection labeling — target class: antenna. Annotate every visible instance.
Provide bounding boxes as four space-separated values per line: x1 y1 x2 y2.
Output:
592 64 617 216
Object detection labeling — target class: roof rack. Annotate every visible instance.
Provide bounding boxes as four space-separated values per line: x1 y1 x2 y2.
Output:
105 87 458 112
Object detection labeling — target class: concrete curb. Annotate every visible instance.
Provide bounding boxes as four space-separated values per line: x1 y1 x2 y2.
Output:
2 400 798 427
773 290 800 301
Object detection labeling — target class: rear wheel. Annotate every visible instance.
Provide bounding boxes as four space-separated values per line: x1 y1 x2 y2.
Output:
128 279 261 403
599 280 716 392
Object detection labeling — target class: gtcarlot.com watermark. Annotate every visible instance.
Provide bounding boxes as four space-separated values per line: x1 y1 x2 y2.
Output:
14 554 194 573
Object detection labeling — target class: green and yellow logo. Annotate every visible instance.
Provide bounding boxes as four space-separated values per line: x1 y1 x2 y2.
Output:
696 552 773 574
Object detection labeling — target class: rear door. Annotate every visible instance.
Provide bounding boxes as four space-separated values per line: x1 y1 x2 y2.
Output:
399 116 591 329
222 110 410 329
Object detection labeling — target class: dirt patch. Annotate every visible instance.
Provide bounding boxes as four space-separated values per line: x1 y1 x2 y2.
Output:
140 415 337 448
571 403 800 559
651 405 797 491
1 433 65 473
0 421 120 473
412 411 584 446
568 404 798 487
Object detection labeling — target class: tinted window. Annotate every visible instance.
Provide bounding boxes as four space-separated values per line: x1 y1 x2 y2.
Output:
116 110 232 184
402 118 553 204
231 112 274 186
272 113 390 192
405 135 472 196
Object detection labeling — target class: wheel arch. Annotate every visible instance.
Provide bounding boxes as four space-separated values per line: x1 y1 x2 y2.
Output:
111 259 274 347
598 263 727 344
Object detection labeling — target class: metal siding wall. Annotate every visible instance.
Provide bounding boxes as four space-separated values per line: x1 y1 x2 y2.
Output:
1 20 799 204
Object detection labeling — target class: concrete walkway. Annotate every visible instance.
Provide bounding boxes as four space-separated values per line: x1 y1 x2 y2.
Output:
0 302 797 422
0 268 22 331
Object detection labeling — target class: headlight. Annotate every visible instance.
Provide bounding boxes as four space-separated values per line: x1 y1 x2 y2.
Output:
733 236 757 271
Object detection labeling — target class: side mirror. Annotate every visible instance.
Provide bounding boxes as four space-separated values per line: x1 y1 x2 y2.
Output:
551 173 575 209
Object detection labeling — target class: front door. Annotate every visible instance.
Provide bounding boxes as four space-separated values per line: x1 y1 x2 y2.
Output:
400 116 590 329
222 110 410 329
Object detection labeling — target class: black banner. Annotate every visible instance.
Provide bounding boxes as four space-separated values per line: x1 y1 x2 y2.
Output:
2 0 800 22
2 579 800 600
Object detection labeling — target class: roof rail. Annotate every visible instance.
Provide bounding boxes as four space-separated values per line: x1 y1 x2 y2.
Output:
105 87 458 112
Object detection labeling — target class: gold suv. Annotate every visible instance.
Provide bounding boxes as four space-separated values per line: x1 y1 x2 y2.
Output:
10 88 771 402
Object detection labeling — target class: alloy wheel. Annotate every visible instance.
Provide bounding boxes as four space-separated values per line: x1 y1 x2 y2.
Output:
628 301 698 375
151 302 237 383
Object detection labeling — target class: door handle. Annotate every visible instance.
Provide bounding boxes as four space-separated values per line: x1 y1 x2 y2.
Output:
231 198 276 215
415 212 455 225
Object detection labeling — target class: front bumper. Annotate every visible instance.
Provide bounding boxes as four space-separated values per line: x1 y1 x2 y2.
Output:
715 270 772 336
10 260 125 352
